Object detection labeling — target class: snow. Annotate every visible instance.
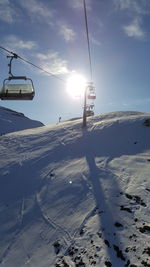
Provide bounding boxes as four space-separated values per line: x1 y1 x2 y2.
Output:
0 106 44 135
0 110 150 267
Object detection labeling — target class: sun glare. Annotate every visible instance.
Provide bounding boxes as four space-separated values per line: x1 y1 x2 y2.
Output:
66 73 86 98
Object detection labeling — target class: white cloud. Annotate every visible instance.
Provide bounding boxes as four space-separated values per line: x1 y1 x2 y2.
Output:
36 52 70 75
114 0 150 15
114 0 142 14
3 35 37 51
0 0 55 24
20 0 54 20
114 0 150 39
68 0 92 10
69 0 83 9
123 18 145 39
21 0 76 42
0 0 15 23
58 22 76 42
90 36 101 46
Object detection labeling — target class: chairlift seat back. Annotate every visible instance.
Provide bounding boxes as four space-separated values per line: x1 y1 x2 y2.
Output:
87 93 96 99
86 110 94 117
0 84 35 100
88 85 95 91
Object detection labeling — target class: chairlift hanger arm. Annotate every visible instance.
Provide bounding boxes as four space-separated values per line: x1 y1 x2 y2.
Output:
7 54 19 77
6 55 34 85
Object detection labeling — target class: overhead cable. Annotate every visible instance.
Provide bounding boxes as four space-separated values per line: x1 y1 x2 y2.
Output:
83 0 93 81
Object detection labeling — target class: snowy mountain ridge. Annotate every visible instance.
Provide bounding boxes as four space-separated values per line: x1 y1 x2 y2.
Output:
0 106 44 134
0 111 150 267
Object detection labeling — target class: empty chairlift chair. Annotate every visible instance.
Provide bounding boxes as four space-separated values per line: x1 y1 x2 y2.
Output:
86 104 94 117
87 82 96 100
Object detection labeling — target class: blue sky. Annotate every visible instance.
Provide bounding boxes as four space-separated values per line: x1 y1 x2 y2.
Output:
0 0 150 125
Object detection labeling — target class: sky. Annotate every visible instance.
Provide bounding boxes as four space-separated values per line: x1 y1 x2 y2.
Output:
0 0 150 125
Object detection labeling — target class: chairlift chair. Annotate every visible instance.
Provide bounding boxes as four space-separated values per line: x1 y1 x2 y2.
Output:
86 109 94 117
86 82 96 100
89 103 94 108
0 54 35 100
0 76 35 100
85 104 94 117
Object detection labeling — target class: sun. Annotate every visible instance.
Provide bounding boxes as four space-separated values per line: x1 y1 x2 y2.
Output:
66 73 86 98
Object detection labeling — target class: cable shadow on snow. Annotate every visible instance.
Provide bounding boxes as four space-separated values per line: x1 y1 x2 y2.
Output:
85 152 127 266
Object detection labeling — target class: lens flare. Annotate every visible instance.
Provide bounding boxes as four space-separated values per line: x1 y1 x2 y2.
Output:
66 73 86 98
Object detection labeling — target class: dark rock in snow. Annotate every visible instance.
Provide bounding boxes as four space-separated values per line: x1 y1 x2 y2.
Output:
104 239 111 248
125 193 146 207
142 247 150 256
113 245 126 261
120 205 132 213
139 225 150 234
114 221 123 228
75 259 85 267
124 259 130 266
141 260 150 267
97 231 102 238
129 234 137 240
105 260 112 266
53 241 61 255
79 228 85 236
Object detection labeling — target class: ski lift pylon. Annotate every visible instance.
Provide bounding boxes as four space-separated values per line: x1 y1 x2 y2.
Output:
0 55 35 100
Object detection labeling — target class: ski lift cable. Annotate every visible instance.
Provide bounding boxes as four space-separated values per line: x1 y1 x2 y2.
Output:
0 45 66 83
83 0 93 81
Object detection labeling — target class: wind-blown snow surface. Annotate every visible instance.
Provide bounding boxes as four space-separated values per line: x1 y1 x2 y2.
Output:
0 111 150 267
0 106 44 134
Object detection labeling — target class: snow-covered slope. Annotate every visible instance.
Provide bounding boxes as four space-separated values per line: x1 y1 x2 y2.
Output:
0 111 150 267
0 106 44 134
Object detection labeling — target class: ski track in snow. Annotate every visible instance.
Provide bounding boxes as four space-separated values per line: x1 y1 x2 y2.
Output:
34 157 132 266
36 192 72 243
0 224 22 265
0 202 19 264
53 157 120 265
35 170 99 266
1 111 150 266
0 197 28 265
64 206 98 252
19 197 25 225
32 172 94 265
36 191 76 266
51 205 99 266
55 157 138 266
